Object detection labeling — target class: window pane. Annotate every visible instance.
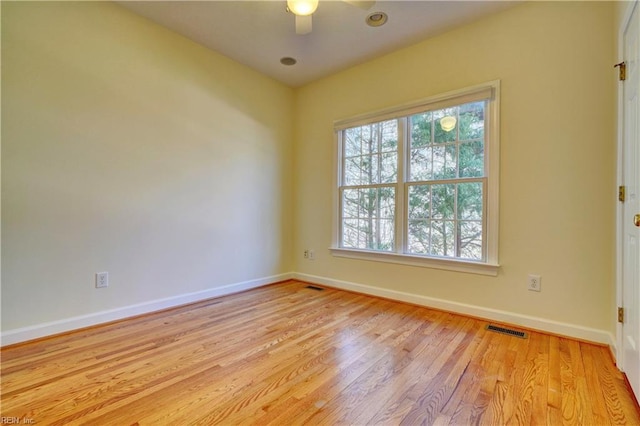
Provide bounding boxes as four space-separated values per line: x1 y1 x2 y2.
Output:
341 187 395 251
342 189 359 218
408 219 430 254
433 107 457 143
432 145 457 180
459 221 483 260
344 156 361 186
364 155 380 184
345 128 361 157
380 152 397 183
409 148 432 182
378 219 395 251
410 112 432 148
381 120 398 152
430 220 455 257
359 188 377 219
457 182 483 220
431 184 455 219
342 219 359 249
406 182 484 259
459 101 484 141
379 187 395 218
445 144 457 179
343 121 398 186
408 185 431 219
459 141 484 178
360 125 374 154
344 155 381 186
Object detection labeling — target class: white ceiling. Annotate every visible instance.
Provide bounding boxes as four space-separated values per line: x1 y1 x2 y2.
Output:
118 1 517 87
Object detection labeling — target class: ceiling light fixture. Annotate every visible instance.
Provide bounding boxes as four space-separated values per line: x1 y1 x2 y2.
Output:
287 0 319 16
440 116 457 132
366 11 388 27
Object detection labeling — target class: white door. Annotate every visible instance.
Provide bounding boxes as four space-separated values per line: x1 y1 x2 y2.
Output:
621 0 640 399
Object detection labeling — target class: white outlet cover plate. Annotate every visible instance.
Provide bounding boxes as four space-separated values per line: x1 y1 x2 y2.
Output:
528 274 541 292
96 272 109 288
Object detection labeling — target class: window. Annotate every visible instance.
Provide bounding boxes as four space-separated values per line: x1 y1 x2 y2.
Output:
332 82 499 276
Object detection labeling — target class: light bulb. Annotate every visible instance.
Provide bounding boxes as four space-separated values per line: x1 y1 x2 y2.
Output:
287 0 319 16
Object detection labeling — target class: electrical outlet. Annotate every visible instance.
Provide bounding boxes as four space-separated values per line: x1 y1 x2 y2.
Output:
527 274 541 292
96 272 109 288
303 250 309 259
309 250 315 260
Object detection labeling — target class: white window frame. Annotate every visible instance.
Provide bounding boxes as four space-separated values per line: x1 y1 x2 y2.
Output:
330 81 500 276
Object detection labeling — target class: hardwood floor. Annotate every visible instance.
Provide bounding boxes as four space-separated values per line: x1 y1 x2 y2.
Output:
2 280 639 425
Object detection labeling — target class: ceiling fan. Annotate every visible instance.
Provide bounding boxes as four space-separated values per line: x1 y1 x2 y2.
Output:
287 0 376 35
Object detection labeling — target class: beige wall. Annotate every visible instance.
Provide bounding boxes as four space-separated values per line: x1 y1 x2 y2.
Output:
1 1 620 340
1 2 294 331
294 2 617 333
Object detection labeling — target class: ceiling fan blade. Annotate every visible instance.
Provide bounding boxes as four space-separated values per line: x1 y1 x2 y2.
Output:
343 0 376 10
295 14 313 35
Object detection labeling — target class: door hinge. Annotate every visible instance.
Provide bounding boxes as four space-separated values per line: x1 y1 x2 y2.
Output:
619 185 626 202
615 62 627 81
618 306 625 323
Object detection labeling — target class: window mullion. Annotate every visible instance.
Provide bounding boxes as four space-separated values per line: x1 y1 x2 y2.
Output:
395 117 406 254
454 184 459 258
482 178 488 262
336 132 345 248
376 124 382 250
409 177 483 186
341 183 394 190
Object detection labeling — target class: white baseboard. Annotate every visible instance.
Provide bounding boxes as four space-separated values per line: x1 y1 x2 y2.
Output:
0 273 293 347
294 272 616 349
2 271 617 356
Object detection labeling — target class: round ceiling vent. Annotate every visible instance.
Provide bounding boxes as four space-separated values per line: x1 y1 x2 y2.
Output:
366 12 388 27
280 57 297 66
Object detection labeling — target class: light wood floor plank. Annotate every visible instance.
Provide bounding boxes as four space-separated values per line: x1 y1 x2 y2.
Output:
2 280 638 425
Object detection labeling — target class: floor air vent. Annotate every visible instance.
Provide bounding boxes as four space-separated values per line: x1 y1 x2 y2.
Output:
486 324 527 339
305 285 324 291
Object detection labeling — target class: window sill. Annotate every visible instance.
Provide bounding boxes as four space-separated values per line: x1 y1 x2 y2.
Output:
329 247 499 276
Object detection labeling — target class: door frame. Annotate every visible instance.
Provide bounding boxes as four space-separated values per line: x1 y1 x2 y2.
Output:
616 0 639 370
